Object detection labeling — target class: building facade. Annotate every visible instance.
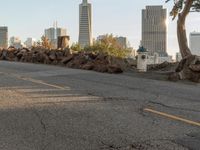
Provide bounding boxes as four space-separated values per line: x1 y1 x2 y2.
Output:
141 6 167 56
24 38 36 48
45 27 67 48
10 36 21 45
189 32 200 56
9 36 23 49
79 0 92 48
0 27 8 49
116 37 128 49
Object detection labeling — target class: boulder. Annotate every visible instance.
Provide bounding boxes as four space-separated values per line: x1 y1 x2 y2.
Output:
61 55 74 64
81 62 95 70
107 65 123 74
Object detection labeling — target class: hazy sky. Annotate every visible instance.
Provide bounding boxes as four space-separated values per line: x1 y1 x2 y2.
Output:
0 0 200 56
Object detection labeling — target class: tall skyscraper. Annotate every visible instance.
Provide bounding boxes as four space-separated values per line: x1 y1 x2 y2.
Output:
45 24 67 48
79 0 92 48
141 6 167 56
189 32 200 56
0 27 8 49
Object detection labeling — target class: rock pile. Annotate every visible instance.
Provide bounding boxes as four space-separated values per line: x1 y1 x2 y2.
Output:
0 47 131 74
148 61 178 72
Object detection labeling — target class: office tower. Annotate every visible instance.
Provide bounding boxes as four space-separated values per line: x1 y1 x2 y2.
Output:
45 27 67 41
189 32 200 56
0 26 8 48
24 38 36 48
79 0 92 48
141 6 167 56
116 36 128 49
45 24 67 48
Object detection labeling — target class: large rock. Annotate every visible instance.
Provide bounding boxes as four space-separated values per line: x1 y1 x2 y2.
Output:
61 55 74 64
107 65 123 74
81 62 95 70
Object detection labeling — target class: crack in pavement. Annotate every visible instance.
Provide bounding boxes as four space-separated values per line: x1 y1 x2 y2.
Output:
31 109 48 150
100 138 186 150
32 110 47 131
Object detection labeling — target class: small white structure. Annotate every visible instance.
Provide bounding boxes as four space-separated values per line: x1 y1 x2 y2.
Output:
147 52 173 64
137 46 148 72
176 52 182 62
154 52 159 64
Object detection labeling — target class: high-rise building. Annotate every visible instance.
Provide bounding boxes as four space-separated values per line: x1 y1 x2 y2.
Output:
141 6 167 56
0 26 8 49
79 0 92 48
116 36 128 49
189 32 200 56
45 25 67 48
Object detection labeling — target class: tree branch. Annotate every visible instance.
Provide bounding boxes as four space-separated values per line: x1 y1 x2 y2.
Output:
180 0 194 21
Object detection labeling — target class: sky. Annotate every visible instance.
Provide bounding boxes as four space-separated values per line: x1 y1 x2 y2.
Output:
0 0 200 56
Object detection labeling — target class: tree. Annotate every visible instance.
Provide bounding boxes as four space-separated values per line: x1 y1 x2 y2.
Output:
41 36 52 49
71 34 131 58
167 0 200 82
71 43 82 52
85 34 131 58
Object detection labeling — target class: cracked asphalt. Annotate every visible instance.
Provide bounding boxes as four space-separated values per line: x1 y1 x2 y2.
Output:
0 61 200 150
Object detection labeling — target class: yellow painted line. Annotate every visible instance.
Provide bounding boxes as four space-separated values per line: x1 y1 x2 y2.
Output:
20 77 66 90
1 72 66 90
6 73 66 90
144 108 200 127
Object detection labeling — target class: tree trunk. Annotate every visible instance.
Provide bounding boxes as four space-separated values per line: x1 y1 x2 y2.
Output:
177 15 191 58
57 36 70 49
169 0 200 82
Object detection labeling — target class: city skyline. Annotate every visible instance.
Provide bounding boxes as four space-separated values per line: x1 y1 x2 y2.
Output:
0 0 200 56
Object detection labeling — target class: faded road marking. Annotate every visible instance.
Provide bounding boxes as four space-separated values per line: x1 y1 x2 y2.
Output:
20 77 66 90
144 108 200 127
1 72 66 90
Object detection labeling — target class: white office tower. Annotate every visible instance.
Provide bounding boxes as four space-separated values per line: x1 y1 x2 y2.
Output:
79 0 92 48
189 32 200 56
0 26 8 48
141 6 167 56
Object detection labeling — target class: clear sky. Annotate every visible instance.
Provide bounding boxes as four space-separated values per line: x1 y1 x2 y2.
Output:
0 0 200 56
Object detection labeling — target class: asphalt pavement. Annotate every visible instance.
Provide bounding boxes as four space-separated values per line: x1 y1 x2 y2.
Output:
0 61 199 150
